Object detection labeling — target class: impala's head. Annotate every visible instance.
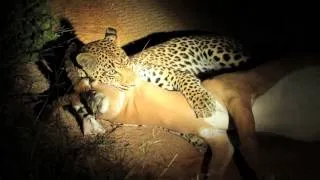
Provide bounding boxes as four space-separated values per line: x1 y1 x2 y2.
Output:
76 27 137 90
91 86 128 120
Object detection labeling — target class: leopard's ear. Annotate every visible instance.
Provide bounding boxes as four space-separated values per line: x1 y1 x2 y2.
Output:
104 27 117 42
76 53 98 69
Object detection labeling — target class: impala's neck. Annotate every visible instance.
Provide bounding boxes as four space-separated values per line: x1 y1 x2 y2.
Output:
115 82 198 126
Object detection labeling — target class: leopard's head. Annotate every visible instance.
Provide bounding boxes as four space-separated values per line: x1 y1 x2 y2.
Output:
76 27 137 90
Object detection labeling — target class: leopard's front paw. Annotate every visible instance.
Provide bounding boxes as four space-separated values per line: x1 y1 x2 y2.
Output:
192 93 216 119
84 91 109 115
198 99 229 130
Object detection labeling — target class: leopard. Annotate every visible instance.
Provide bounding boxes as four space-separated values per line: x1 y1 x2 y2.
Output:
75 27 251 123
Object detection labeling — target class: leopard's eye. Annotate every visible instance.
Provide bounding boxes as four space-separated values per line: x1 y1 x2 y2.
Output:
102 69 116 77
109 69 117 75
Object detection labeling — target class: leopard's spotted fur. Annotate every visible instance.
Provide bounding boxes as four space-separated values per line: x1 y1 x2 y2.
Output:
76 27 251 120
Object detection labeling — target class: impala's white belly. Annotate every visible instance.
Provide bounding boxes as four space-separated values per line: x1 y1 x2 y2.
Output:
252 66 320 142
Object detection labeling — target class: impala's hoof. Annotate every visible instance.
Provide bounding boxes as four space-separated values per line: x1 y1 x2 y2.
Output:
83 115 106 135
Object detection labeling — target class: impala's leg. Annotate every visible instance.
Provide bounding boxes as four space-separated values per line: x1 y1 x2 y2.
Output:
198 128 234 180
67 77 105 135
229 99 257 150
228 98 264 177
73 93 106 135
51 91 106 135
60 42 106 135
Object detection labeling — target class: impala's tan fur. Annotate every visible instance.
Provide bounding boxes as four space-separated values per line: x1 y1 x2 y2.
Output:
85 53 319 179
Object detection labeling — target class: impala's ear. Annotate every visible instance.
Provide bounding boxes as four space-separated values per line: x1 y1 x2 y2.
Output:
76 53 98 69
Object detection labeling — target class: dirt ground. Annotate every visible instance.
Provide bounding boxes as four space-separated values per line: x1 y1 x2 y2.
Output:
1 60 320 180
